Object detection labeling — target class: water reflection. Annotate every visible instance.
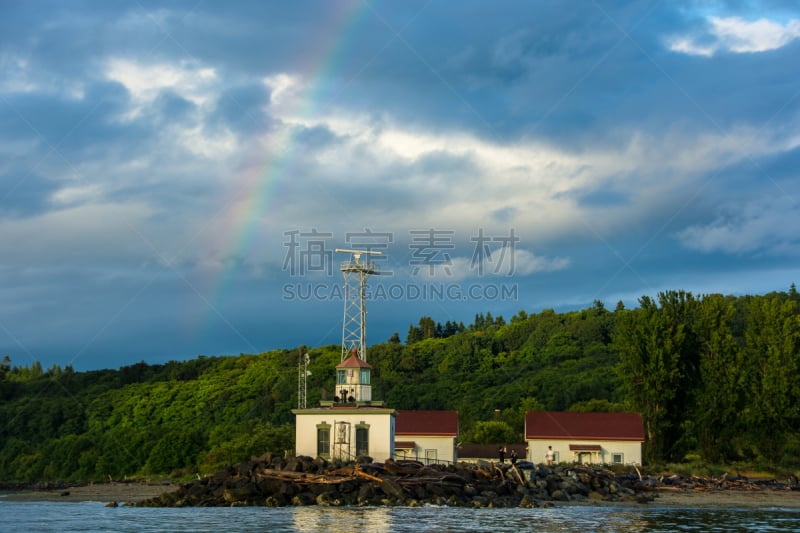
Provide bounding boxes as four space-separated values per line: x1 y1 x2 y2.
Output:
1 501 799 532
292 506 392 533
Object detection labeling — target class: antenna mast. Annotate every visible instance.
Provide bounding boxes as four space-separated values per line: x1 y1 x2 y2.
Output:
297 351 309 409
335 248 381 362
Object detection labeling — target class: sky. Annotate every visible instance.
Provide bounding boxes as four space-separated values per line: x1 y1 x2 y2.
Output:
2 0 799 371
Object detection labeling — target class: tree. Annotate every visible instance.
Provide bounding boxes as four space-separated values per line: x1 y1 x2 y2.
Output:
406 324 423 344
0 355 10 382
741 296 800 462
461 420 517 444
614 292 697 463
693 295 744 461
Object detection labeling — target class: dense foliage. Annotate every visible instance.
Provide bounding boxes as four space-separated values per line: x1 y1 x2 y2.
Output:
1 287 798 482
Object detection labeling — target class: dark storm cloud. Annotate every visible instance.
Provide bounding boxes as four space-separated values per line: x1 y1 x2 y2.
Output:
2 0 799 370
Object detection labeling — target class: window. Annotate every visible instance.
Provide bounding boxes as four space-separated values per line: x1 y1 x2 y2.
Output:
553 451 560 463
337 370 346 385
316 423 331 457
355 422 370 457
360 369 370 384
612 453 624 464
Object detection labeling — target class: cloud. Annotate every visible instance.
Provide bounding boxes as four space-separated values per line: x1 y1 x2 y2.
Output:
105 58 218 119
3 1 800 369
669 16 800 56
511 249 571 275
676 197 800 255
406 247 570 282
206 83 272 134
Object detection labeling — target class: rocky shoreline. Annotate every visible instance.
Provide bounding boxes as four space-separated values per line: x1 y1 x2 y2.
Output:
4 455 798 509
133 453 792 509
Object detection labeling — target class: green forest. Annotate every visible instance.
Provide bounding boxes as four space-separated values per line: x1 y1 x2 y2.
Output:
1 287 799 483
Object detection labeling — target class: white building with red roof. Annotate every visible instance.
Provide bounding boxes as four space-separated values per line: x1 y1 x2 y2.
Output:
394 410 458 465
525 411 644 466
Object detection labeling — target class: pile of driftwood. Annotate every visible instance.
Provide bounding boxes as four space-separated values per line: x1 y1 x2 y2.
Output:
656 472 800 492
135 454 660 508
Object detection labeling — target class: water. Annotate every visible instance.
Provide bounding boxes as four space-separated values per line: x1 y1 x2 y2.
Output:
1 502 799 532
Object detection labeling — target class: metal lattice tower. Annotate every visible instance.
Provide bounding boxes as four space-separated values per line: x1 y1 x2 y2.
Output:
335 248 381 361
297 351 309 409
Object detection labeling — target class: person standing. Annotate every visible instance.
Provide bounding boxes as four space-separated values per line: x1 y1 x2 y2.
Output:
545 445 555 466
510 449 518 464
498 446 506 463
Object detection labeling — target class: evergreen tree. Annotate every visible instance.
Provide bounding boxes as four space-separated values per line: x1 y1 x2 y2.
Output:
614 292 697 462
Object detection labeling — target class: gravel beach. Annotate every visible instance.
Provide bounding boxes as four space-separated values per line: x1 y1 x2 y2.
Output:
0 482 179 504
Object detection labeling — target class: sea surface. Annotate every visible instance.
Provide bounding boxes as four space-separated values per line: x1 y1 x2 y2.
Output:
1 501 800 532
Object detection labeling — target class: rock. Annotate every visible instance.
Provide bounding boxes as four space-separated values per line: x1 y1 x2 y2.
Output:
315 491 342 506
134 457 669 509
471 496 489 507
265 494 288 507
519 495 538 508
291 492 317 506
223 483 257 503
380 478 405 499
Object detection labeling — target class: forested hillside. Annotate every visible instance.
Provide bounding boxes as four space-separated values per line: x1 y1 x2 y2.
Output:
1 287 798 482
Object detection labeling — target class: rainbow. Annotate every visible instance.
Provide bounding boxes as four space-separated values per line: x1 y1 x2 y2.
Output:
197 0 369 335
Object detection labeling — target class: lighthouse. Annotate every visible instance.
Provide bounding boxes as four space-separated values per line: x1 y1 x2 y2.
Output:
334 348 373 404
292 249 395 461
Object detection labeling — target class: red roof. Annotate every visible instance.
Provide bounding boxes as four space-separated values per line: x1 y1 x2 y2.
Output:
335 353 372 369
525 411 644 441
395 410 458 436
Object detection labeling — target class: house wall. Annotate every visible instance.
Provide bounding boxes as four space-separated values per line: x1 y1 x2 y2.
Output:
394 435 456 464
526 439 642 465
293 409 395 461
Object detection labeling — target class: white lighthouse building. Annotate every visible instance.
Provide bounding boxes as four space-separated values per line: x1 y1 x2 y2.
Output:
291 248 458 463
293 344 396 460
292 250 396 461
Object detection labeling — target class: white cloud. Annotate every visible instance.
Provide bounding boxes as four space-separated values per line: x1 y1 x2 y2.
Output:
676 197 800 255
105 58 218 118
669 16 800 56
50 184 104 205
270 101 800 249
513 249 571 275
396 248 570 282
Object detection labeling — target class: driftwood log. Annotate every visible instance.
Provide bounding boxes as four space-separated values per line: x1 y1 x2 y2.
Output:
134 454 800 508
